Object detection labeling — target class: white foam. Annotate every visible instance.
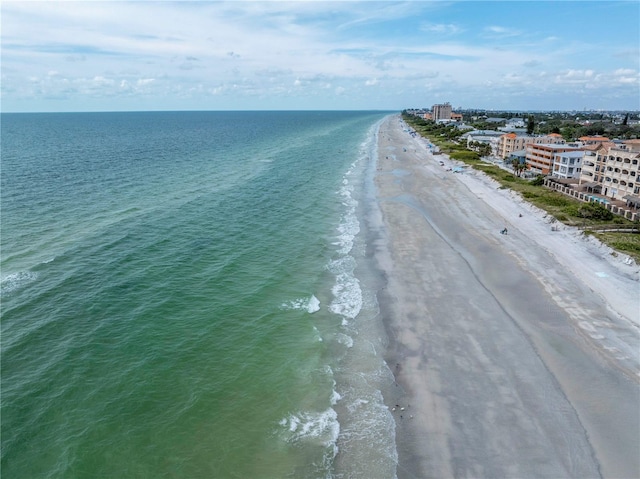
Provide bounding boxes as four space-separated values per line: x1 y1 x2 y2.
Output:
281 295 320 313
335 178 360 255
336 332 354 348
280 408 340 450
329 272 363 320
347 398 370 413
335 217 360 255
307 294 320 313
327 255 356 275
1 271 38 294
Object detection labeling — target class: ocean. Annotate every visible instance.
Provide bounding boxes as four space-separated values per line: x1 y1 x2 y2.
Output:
1 111 398 478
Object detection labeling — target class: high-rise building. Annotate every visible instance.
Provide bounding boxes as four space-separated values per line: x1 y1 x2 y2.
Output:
432 102 452 121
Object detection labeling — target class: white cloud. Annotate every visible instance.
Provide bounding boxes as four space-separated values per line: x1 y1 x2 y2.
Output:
615 68 636 76
483 26 522 38
420 23 462 35
1 1 638 111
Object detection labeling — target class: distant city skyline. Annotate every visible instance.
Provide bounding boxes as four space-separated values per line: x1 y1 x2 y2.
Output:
2 1 639 113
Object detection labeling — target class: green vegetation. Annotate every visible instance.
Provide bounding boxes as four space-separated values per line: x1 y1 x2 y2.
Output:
402 111 640 262
526 115 535 135
592 232 640 257
469 110 639 140
510 158 529 177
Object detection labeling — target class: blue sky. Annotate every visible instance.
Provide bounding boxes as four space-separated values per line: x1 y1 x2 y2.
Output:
2 1 639 112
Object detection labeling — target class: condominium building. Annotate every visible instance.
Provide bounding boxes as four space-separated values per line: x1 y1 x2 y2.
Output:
551 150 584 179
432 102 452 121
498 133 528 159
579 140 640 203
578 135 610 145
497 133 565 159
526 143 579 175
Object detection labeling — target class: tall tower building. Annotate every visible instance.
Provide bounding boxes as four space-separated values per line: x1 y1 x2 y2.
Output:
432 102 452 121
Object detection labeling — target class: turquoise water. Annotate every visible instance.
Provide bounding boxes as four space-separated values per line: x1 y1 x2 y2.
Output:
1 111 397 478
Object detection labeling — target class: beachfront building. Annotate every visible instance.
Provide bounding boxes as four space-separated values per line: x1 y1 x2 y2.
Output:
498 133 529 159
578 135 610 146
497 133 566 159
580 142 615 193
579 140 640 206
551 150 584 179
507 149 527 164
526 143 580 175
432 102 452 121
462 130 503 156
542 133 566 145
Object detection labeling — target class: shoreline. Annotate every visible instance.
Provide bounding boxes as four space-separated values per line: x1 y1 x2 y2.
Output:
373 114 639 478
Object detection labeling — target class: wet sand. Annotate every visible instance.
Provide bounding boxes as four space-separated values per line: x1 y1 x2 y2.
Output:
374 115 640 479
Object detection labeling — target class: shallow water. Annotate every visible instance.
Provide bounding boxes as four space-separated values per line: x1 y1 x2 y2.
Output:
1 111 397 478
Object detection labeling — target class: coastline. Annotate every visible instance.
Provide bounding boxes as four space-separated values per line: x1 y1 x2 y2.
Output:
373 114 639 478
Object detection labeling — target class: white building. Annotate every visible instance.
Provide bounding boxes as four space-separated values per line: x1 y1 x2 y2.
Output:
579 139 640 206
463 130 503 156
551 150 583 179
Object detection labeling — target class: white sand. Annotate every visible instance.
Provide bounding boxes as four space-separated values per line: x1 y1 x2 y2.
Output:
455 155 639 326
375 115 640 479
440 135 639 370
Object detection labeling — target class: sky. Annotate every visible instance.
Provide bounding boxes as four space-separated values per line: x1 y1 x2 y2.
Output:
1 1 639 112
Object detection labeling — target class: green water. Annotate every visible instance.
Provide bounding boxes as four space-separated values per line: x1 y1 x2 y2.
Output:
1 111 397 478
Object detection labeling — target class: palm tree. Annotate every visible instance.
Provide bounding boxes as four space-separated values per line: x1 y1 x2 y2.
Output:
511 158 529 177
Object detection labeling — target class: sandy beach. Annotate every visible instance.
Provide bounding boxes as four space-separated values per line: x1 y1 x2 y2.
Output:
374 115 640 479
